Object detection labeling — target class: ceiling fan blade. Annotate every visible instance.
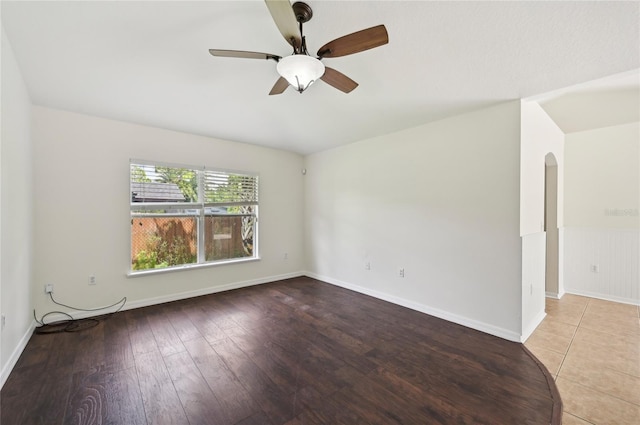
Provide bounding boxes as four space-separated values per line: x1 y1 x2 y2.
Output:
269 77 290 95
209 49 280 61
317 25 389 58
321 67 358 93
264 0 302 50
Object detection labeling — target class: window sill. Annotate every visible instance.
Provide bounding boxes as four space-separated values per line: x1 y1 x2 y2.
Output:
127 256 260 278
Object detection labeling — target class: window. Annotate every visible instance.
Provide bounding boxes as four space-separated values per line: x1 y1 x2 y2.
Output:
130 160 258 273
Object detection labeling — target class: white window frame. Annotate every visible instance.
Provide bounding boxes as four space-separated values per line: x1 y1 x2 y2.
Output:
128 159 259 276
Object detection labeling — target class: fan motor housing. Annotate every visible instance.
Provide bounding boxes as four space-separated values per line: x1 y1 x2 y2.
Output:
292 2 313 23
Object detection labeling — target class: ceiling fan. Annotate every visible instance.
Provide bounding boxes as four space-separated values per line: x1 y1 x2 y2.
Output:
209 0 388 95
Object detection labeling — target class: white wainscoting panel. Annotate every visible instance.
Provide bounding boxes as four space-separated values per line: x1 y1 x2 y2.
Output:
563 227 639 305
522 232 547 341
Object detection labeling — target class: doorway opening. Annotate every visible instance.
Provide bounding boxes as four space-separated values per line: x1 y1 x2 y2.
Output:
544 153 559 297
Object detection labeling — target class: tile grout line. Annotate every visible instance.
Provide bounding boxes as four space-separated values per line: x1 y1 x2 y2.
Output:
560 372 640 408
556 298 589 376
564 411 597 425
555 298 592 424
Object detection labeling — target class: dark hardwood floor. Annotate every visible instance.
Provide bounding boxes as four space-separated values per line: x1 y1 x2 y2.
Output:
1 277 561 424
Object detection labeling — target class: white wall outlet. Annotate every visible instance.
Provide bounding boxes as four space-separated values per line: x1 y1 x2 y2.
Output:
398 268 405 278
365 261 371 270
1 314 6 330
45 284 54 293
283 253 288 260
89 275 96 285
590 265 599 273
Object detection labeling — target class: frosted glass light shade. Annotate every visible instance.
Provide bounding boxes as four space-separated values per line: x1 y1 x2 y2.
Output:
276 54 325 93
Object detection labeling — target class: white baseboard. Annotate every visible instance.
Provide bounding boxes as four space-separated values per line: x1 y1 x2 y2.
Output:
521 310 546 343
545 291 561 300
1 320 36 390
564 288 640 306
305 272 522 343
124 271 305 311
34 271 306 323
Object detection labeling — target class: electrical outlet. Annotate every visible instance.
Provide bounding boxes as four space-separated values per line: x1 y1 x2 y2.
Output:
398 268 405 278
45 284 54 294
591 265 599 273
365 261 371 270
89 275 96 285
1 314 6 330
283 253 288 260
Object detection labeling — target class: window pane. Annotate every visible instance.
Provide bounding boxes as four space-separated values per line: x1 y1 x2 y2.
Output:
204 170 258 204
205 206 256 261
131 163 199 203
131 212 197 271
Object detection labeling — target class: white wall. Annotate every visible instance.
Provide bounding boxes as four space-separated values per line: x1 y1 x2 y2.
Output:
32 107 306 319
520 102 565 236
304 101 523 341
1 28 35 387
520 101 565 340
564 123 639 229
563 122 639 304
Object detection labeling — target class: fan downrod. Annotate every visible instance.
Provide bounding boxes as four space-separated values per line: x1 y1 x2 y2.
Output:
292 2 313 23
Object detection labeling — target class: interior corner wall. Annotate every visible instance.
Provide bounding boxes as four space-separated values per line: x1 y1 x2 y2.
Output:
520 101 564 340
31 107 306 321
563 122 639 304
1 28 35 387
304 101 523 341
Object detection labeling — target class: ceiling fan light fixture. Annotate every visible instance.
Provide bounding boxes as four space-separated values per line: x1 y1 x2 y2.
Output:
276 54 325 93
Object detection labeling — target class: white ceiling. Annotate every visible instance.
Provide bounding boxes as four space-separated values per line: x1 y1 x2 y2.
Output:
538 72 640 134
2 1 639 154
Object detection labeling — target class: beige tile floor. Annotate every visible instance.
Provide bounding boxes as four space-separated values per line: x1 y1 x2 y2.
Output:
526 294 640 424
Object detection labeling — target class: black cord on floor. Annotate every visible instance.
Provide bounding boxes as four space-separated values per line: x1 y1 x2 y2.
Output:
34 293 127 334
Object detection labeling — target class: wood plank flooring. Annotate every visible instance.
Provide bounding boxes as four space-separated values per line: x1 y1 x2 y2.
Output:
1 277 561 424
